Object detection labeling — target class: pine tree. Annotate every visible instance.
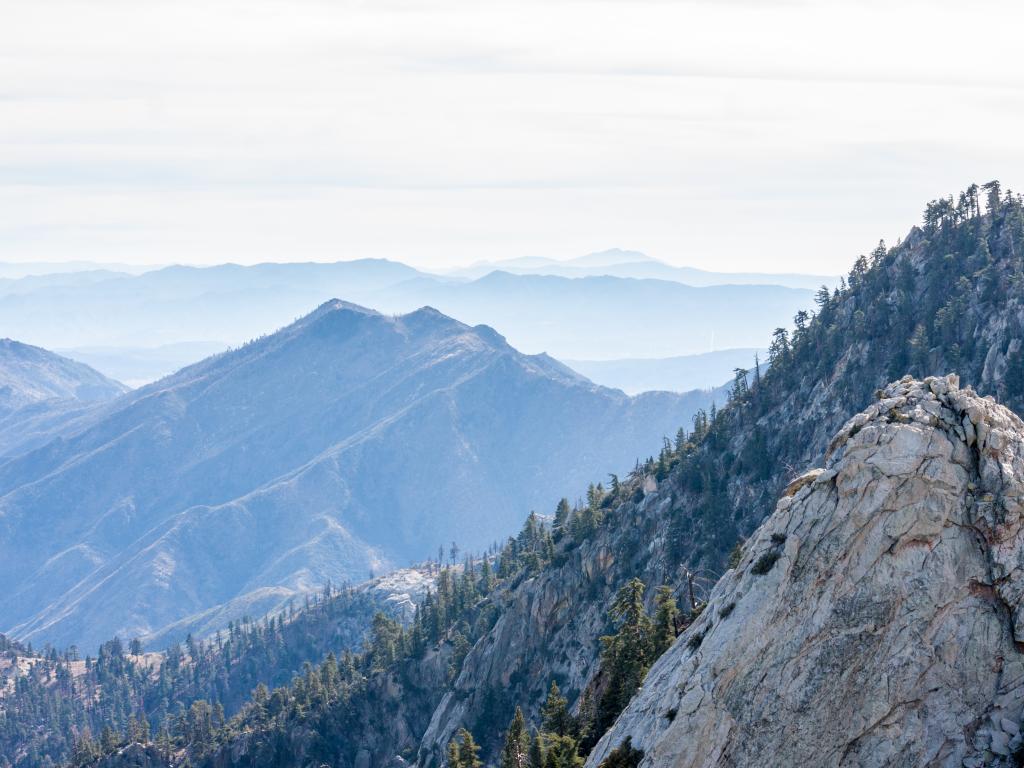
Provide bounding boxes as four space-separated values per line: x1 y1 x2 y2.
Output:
653 585 679 655
542 734 583 768
541 681 571 737
596 736 644 768
457 728 482 768
554 498 571 532
597 579 654 733
448 738 462 768
529 732 545 768
480 557 494 593
500 707 530 768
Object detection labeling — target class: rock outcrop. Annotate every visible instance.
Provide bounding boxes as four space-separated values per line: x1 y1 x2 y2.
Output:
587 376 1024 768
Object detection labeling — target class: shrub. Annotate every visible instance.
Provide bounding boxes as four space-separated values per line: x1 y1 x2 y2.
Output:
751 551 780 575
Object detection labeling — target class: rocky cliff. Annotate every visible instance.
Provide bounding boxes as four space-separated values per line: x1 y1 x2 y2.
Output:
587 375 1024 768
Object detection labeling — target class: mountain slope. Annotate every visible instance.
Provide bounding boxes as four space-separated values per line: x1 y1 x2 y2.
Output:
98 185 1024 768
0 301 714 651
0 338 126 415
407 186 1024 764
8 183 1023 768
589 375 1024 767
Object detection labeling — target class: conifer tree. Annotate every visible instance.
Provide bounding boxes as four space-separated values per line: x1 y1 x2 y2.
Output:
500 707 530 768
541 681 571 737
529 732 545 768
653 585 680 655
542 734 583 768
457 728 482 768
597 579 654 733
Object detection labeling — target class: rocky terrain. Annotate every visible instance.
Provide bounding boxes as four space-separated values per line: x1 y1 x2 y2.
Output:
410 194 1024 764
3 187 1023 768
588 376 1024 767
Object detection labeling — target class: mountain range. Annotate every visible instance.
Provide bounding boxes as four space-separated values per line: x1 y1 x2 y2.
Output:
0 301 720 651
444 248 839 289
564 348 767 395
0 253 819 384
0 183 1021 768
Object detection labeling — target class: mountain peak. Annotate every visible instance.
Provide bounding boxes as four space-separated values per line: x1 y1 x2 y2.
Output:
588 374 1024 766
0 295 712 650
307 298 381 319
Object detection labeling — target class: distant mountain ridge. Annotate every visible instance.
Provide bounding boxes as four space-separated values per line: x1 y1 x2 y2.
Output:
0 254 817 378
564 348 767 394
0 338 126 415
375 271 810 359
0 301 719 651
3 184 1021 768
445 248 839 289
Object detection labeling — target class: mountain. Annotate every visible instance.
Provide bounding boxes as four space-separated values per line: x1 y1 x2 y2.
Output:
0 340 129 462
564 348 767 394
446 249 838 289
588 375 1024 766
5 183 1022 768
372 272 811 359
0 270 131 297
0 261 156 280
0 338 126 416
450 248 654 276
0 259 430 349
165 184 1024 766
402 187 1024 766
0 301 717 651
0 260 815 363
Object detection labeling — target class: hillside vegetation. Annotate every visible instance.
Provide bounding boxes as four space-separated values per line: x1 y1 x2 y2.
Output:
2 182 1023 768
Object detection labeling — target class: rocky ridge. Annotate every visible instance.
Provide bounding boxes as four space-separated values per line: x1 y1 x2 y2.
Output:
587 375 1024 768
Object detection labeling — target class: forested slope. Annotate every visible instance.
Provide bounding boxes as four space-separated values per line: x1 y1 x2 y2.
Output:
4 182 1023 768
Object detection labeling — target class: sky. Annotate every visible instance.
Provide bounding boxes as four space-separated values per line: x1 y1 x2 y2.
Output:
2 0 1023 273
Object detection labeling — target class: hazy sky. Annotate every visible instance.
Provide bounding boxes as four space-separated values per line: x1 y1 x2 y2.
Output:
2 0 1023 273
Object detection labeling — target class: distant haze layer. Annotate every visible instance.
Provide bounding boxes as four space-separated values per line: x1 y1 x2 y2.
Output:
564 348 768 395
0 254 817 366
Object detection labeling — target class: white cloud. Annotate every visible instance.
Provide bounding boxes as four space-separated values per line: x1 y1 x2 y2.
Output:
1 0 1022 272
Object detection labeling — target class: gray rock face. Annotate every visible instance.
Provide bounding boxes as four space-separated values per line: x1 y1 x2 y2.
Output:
587 375 1024 768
